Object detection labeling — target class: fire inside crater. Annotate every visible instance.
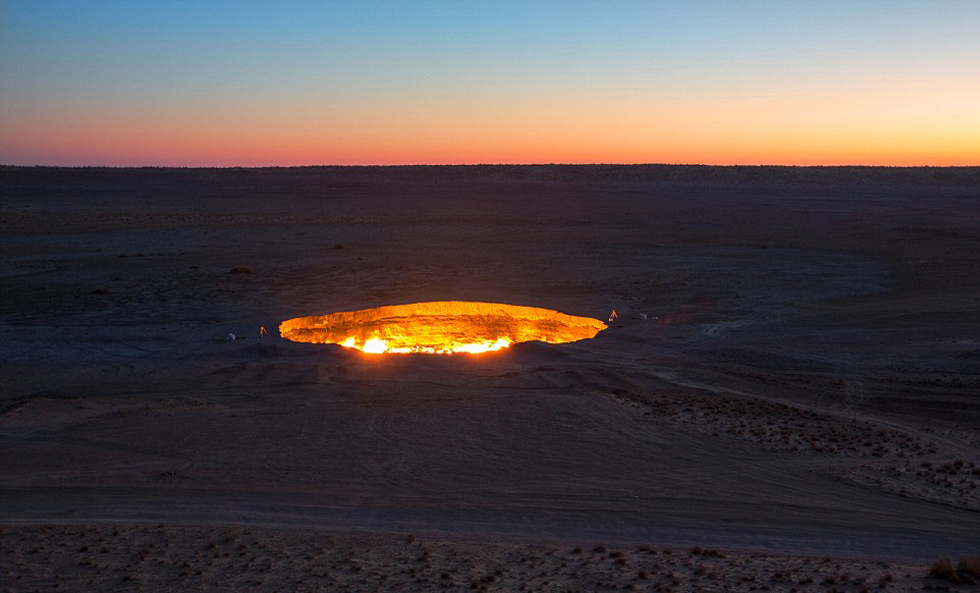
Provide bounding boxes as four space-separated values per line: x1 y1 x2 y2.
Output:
279 301 607 354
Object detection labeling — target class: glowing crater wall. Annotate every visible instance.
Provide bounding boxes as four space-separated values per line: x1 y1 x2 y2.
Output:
279 301 607 354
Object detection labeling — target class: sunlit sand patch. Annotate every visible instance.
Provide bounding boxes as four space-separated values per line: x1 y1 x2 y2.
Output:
279 301 607 354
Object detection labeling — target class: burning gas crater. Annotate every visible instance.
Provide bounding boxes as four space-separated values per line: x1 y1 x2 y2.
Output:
279 301 607 354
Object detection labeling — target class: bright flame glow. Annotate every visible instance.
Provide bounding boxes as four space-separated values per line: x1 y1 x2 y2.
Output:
279 301 606 355
361 337 389 354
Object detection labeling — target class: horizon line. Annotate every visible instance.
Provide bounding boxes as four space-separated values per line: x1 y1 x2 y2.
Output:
3 163 978 169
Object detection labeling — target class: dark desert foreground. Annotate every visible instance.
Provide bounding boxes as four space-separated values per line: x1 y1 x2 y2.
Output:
2 165 979 591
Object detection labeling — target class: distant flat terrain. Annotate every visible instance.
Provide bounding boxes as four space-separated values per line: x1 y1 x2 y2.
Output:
1 166 978 573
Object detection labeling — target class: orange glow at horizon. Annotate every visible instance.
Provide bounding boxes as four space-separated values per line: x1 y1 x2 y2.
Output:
2 74 978 167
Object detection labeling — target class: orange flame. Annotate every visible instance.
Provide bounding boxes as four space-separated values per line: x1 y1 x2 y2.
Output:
279 301 606 354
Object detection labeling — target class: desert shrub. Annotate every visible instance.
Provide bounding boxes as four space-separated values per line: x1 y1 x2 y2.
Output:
959 555 980 577
929 557 960 584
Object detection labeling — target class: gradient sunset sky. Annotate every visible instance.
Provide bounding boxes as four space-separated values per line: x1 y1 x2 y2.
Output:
1 1 978 166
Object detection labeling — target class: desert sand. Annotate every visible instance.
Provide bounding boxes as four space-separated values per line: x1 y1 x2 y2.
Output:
1 165 978 590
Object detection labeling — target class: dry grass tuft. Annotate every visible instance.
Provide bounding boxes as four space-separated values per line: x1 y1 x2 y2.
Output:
928 554 980 585
959 555 980 577
929 556 960 584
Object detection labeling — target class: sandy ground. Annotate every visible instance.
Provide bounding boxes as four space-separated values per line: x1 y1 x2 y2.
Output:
1 166 978 590
0 523 941 592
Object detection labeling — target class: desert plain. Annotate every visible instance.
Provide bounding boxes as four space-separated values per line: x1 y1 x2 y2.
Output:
1 165 978 591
